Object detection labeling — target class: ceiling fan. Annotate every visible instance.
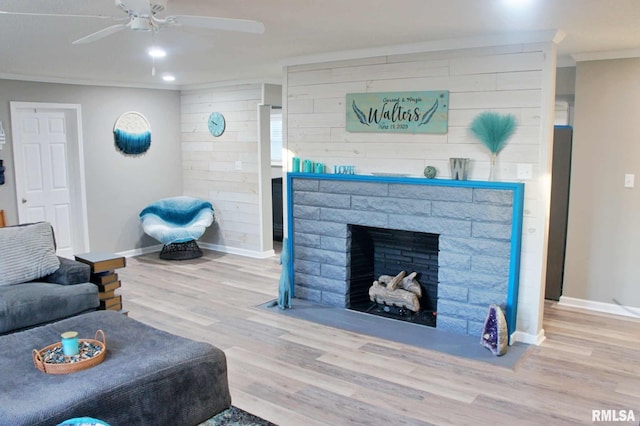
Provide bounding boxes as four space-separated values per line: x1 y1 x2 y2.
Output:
0 0 265 44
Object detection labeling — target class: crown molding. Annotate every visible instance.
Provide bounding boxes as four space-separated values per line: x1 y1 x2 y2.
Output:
282 29 564 67
552 29 567 45
557 54 576 68
0 72 179 91
180 77 283 92
0 71 284 92
572 48 640 63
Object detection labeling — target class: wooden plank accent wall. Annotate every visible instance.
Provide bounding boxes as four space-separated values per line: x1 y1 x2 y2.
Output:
181 83 262 252
286 46 545 179
284 42 557 342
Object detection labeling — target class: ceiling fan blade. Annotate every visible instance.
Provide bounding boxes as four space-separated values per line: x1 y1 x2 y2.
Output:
0 10 111 19
72 24 129 45
166 15 265 34
120 0 152 15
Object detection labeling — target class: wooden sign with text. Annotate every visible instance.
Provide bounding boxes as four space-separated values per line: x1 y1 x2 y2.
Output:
346 91 449 134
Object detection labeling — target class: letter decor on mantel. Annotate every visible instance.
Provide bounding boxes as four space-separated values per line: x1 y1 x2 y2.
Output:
113 111 152 155
346 91 449 134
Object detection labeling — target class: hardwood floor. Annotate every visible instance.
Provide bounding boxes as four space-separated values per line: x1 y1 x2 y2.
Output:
119 248 640 425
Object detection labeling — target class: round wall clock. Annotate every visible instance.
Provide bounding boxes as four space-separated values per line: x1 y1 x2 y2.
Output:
208 112 226 137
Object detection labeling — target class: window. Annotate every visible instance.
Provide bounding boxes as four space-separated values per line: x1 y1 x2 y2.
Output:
270 108 282 165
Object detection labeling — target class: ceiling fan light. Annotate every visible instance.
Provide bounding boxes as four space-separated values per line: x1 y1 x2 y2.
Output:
148 47 166 58
162 74 176 82
130 16 151 31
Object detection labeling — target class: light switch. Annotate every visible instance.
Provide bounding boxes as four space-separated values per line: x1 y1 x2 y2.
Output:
234 161 242 171
624 174 635 188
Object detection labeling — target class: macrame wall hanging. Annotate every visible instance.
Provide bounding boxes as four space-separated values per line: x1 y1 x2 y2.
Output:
113 111 152 155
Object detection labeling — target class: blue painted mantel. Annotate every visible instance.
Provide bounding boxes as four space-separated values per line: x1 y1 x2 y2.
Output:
286 173 524 338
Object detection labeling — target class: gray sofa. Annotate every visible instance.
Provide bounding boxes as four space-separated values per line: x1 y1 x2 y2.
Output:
0 224 232 425
0 222 99 335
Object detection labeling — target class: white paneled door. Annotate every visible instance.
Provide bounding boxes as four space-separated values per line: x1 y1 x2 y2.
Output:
11 103 89 258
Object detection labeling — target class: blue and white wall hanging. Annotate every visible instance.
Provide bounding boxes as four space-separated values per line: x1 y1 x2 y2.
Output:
346 91 449 134
113 111 152 155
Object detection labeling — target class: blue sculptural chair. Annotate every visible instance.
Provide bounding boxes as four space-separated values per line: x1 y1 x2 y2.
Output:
139 196 214 260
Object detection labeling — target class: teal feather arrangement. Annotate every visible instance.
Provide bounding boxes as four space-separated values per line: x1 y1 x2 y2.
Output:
469 112 517 180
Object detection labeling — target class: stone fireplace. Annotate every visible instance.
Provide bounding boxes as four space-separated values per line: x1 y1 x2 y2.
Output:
288 174 524 337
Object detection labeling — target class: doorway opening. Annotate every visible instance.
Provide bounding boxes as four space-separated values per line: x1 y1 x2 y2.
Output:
545 126 573 301
270 107 283 242
257 83 283 256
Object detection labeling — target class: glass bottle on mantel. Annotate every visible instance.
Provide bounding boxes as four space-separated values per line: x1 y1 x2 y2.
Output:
489 153 497 181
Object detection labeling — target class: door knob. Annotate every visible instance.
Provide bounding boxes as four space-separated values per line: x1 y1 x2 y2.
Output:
21 198 27 204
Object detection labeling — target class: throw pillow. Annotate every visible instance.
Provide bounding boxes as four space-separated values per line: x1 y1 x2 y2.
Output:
0 222 60 287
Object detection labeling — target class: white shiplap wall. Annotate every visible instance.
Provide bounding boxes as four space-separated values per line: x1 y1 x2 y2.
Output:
284 42 557 343
181 83 263 254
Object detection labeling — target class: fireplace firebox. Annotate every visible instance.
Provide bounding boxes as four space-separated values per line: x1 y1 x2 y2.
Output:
348 225 439 327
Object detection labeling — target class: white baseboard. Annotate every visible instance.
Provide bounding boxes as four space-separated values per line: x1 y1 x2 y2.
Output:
558 296 640 318
199 242 276 259
117 244 162 258
115 243 276 259
511 329 546 345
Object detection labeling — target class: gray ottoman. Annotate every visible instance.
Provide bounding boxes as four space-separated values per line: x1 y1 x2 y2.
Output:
0 310 231 426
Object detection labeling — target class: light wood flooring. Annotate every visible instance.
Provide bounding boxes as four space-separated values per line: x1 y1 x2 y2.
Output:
118 248 640 425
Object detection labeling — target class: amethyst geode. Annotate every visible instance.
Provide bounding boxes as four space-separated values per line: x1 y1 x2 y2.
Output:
481 304 508 356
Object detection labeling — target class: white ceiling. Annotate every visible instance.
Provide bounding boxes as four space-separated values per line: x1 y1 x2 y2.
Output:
0 0 639 89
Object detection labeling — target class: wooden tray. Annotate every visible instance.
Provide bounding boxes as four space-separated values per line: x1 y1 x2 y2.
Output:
32 330 106 375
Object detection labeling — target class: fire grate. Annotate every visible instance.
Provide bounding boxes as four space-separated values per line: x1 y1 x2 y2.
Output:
349 301 437 328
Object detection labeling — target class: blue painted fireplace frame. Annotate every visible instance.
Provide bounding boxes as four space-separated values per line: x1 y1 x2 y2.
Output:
286 172 524 337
